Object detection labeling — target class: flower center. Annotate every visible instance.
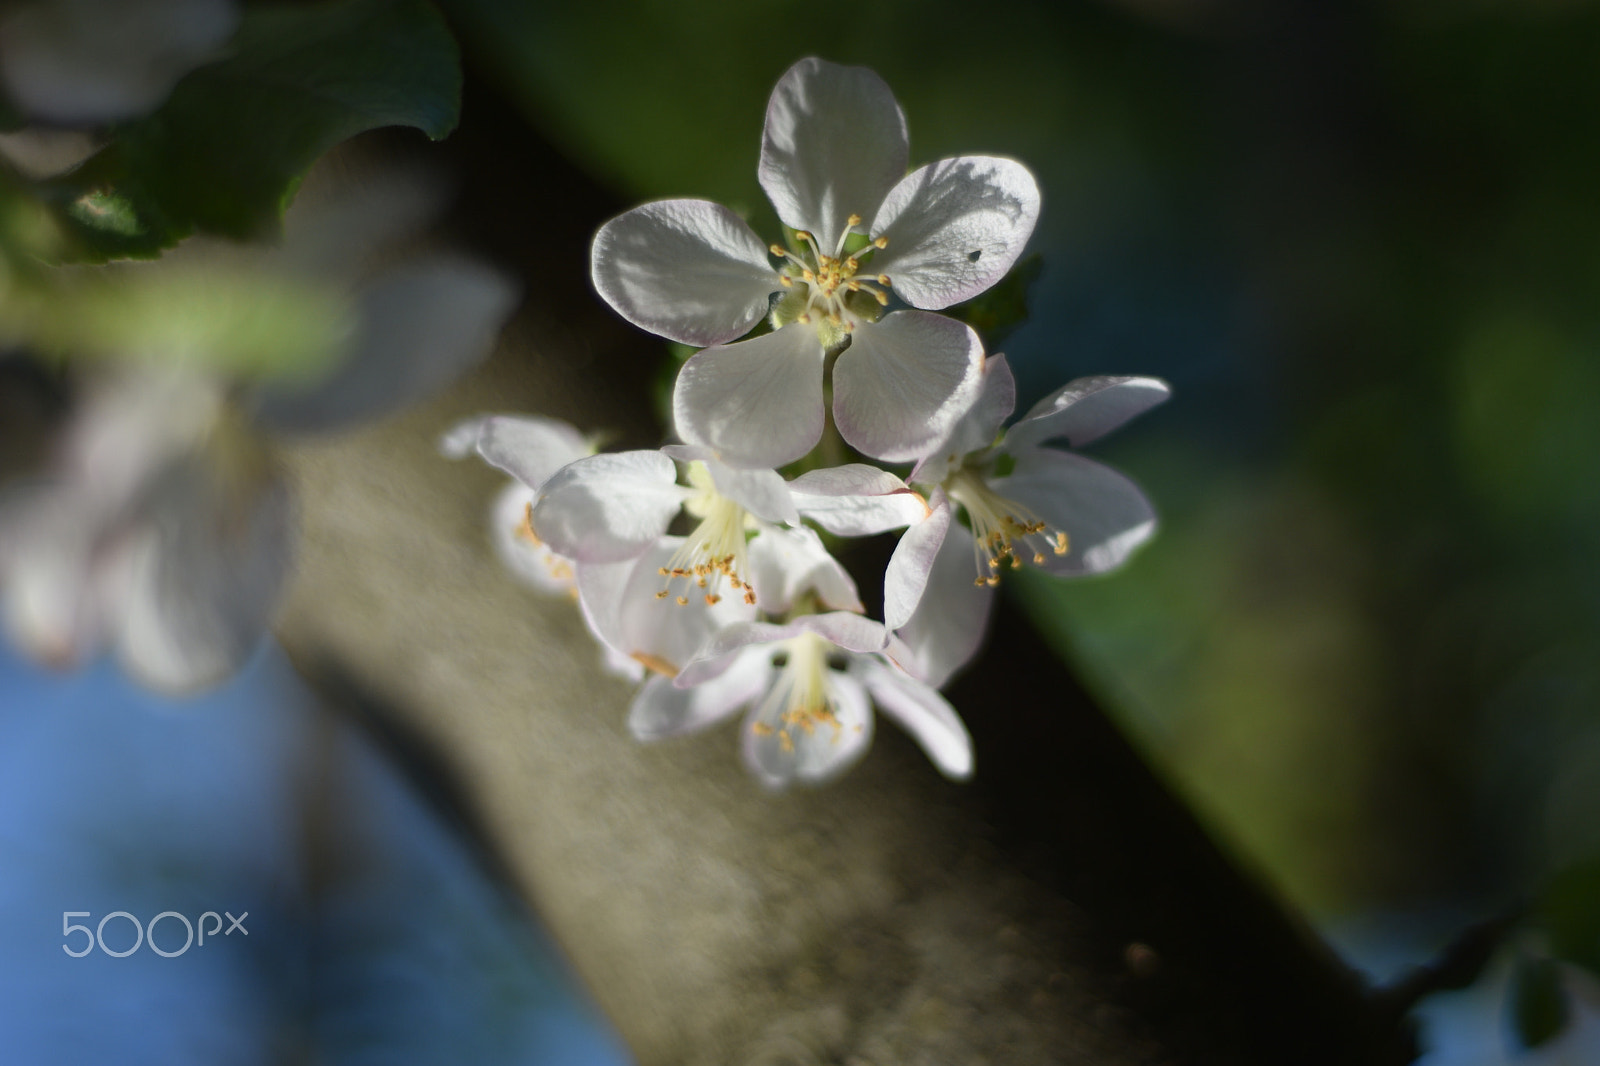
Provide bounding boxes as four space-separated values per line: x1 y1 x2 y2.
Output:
655 467 756 607
944 469 1070 586
769 213 892 344
749 631 842 753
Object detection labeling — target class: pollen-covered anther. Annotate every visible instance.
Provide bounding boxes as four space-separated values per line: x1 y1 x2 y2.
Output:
947 471 1071 585
516 502 543 545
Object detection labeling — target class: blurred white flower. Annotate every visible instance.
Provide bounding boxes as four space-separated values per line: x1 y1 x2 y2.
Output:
0 176 518 692
0 0 238 125
590 57 1040 468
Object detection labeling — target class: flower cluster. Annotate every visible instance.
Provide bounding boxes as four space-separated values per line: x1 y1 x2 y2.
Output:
450 58 1168 788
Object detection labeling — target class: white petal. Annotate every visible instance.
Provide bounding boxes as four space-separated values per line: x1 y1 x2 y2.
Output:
832 311 983 463
882 488 952 631
530 451 687 563
894 521 995 689
0 0 238 124
871 156 1041 310
617 539 756 675
998 449 1157 576
115 462 292 694
747 526 861 616
0 490 113 670
758 57 908 245
577 539 756 679
673 325 825 469
437 415 489 460
706 461 798 525
572 557 635 666
786 463 908 498
1004 375 1171 452
677 620 797 688
742 668 873 788
489 482 575 594
791 611 891 655
590 199 780 347
858 660 973 779
909 353 1016 483
470 415 592 491
65 367 222 507
629 648 772 741
788 464 927 536
252 255 518 432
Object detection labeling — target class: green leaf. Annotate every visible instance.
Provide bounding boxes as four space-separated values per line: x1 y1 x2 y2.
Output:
1509 955 1570 1050
1539 854 1600 976
19 268 353 383
947 252 1042 349
45 0 461 260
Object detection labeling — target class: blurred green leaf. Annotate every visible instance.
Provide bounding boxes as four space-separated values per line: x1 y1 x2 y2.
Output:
1539 854 1600 976
44 0 461 260
18 267 352 382
1509 955 1570 1050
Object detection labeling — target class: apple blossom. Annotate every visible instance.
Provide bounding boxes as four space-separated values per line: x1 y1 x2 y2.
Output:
589 57 1040 468
631 611 972 789
883 354 1169 629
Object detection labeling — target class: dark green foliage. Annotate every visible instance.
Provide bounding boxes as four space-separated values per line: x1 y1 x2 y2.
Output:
43 0 460 260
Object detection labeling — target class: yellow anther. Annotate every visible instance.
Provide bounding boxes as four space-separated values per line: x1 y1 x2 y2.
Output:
676 595 689 606
873 236 889 249
779 275 793 287
794 231 811 242
704 593 721 606
872 290 889 306
769 243 787 256
655 590 669 599
877 273 890 285
797 313 811 324
846 213 862 227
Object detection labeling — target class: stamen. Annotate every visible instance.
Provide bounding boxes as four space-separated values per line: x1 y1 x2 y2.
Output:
654 478 755 608
945 469 1072 586
753 632 844 752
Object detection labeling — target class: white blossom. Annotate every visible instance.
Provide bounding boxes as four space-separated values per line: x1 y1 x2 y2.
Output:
589 57 1040 468
631 611 971 789
884 354 1169 629
0 181 517 692
0 0 238 125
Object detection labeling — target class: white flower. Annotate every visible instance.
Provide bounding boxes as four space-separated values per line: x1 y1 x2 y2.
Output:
439 414 596 595
630 611 972 788
589 57 1040 469
0 182 517 692
883 354 1169 629
529 446 923 611
0 0 238 125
